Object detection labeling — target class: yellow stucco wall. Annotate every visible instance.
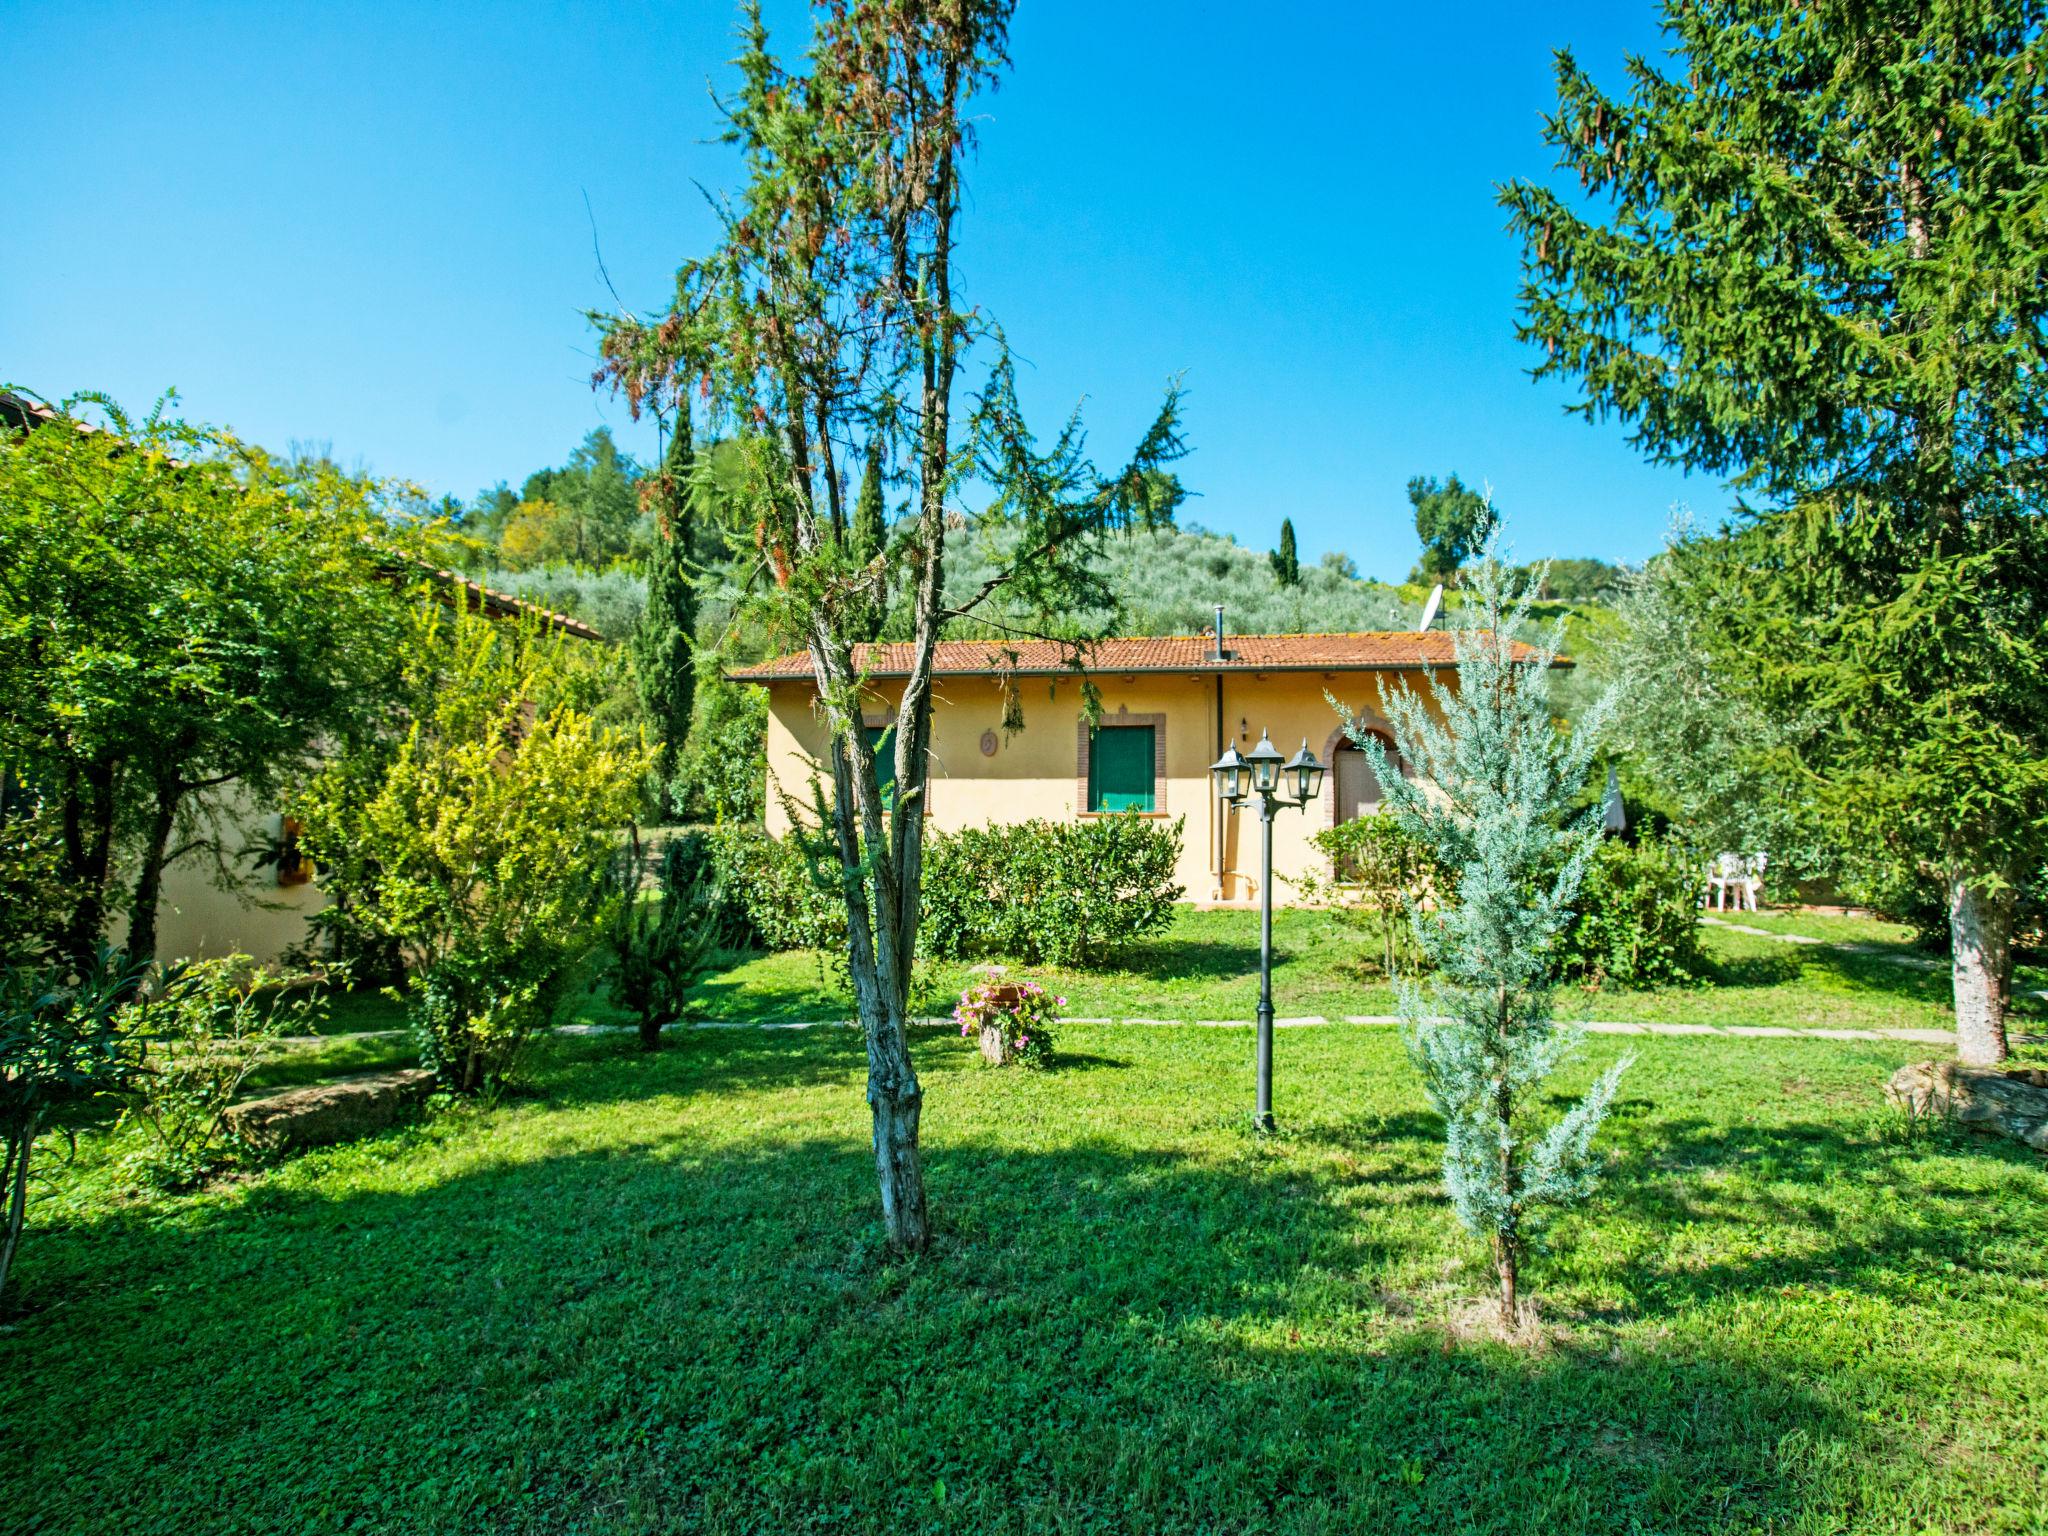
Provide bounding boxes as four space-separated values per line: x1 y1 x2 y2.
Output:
105 789 326 966
761 665 1444 905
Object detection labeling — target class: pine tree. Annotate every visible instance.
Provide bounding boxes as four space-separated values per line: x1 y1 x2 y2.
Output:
1347 552 1627 1326
1501 1 2048 1065
634 411 697 804
1268 517 1299 587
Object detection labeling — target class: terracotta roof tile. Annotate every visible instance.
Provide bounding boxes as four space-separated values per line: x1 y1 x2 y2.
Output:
728 630 1561 681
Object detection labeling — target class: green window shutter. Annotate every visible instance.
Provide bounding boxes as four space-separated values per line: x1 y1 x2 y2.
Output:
864 724 896 808
1089 725 1155 812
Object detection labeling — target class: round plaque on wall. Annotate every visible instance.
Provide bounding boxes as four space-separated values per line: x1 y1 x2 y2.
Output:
979 729 998 757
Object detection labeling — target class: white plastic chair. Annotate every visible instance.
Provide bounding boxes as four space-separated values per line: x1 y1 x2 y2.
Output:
1707 852 1745 911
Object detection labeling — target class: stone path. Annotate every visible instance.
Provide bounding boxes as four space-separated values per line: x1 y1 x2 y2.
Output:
1702 911 2048 1005
1699 913 1947 970
684 1013 1958 1045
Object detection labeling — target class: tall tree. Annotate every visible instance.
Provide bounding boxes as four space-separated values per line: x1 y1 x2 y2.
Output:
593 0 1183 1250
0 395 399 967
635 412 699 799
849 437 888 639
1408 473 1497 585
1502 0 2048 1065
1346 555 1627 1327
1269 516 1300 587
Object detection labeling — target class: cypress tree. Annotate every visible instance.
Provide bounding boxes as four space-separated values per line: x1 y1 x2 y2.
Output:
634 411 697 806
1348 552 1628 1327
850 438 887 639
1269 517 1300 587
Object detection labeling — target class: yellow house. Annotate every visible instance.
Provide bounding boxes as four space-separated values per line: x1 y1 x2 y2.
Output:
731 627 1549 906
109 570 601 966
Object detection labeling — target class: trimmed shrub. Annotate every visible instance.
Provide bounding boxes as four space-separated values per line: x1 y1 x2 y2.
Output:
1557 833 1708 988
922 816 1184 965
704 823 848 953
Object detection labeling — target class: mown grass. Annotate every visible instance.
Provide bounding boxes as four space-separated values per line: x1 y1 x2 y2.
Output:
5 1024 2043 1535
682 906 2048 1034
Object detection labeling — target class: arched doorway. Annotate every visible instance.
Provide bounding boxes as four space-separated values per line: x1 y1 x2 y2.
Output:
1326 728 1397 824
1332 742 1382 822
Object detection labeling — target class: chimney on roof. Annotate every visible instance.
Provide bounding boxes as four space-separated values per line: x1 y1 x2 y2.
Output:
1211 603 1228 662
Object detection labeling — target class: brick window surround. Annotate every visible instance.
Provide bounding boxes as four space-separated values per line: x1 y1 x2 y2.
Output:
1075 708 1168 816
1321 721 1401 828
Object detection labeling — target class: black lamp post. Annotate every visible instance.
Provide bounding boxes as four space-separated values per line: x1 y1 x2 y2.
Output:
1211 730 1325 1130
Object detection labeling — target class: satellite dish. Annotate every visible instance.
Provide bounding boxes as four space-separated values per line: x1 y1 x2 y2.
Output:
1417 583 1444 632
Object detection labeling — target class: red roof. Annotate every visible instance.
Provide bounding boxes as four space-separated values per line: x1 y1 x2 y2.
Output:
728 630 1560 682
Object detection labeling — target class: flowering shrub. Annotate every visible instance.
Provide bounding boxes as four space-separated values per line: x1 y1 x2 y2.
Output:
953 975 1061 1068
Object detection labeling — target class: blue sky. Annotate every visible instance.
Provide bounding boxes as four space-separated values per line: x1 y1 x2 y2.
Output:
3 1 1708 581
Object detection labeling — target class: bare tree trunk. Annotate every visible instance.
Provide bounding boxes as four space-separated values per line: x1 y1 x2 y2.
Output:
865 1011 929 1250
0 1110 37 1302
1493 1231 1518 1325
60 758 118 969
1949 872 2013 1067
125 776 182 969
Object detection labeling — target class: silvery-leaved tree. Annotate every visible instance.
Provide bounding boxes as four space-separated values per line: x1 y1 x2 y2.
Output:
592 0 1183 1251
1344 554 1628 1325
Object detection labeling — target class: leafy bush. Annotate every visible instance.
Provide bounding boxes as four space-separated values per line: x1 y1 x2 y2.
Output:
671 673 769 824
0 949 140 1298
704 824 848 953
0 793 67 968
603 834 731 1050
1304 815 1440 978
922 816 1184 966
296 605 652 1094
1557 833 1708 988
121 958 311 1188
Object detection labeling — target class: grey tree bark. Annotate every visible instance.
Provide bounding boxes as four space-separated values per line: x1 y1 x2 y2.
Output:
1948 872 2013 1067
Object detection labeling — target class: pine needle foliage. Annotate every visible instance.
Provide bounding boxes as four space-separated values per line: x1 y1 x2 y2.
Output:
1500 0 2048 1065
634 413 698 797
1344 554 1627 1324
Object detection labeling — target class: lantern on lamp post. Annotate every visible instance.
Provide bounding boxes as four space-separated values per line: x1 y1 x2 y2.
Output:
1210 729 1324 1131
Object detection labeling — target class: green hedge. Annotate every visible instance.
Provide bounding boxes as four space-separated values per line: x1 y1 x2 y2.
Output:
701 824 847 953
706 815 1185 967
1557 833 1707 988
922 815 1184 965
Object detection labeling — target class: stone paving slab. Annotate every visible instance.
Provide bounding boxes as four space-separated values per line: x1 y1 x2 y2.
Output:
1700 914 1946 969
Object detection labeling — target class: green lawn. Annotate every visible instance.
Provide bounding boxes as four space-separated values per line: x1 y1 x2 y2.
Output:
1703 909 1925 947
6 1025 2043 1534
683 906 2048 1035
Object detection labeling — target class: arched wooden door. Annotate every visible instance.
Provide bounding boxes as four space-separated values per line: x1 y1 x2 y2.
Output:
1331 737 1388 822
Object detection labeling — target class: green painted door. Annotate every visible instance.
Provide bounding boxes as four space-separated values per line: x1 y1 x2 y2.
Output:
1088 725 1155 812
